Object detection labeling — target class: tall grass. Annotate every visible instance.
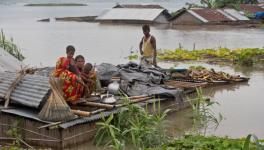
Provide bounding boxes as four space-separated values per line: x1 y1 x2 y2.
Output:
0 29 25 61
94 89 263 149
189 88 223 133
94 96 170 149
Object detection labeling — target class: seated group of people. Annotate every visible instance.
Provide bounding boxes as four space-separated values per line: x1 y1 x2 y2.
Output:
52 45 97 104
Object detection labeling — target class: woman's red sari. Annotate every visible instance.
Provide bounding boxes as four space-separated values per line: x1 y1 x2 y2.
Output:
52 57 84 102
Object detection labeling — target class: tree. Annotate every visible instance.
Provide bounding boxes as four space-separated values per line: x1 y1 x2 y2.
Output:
200 0 259 8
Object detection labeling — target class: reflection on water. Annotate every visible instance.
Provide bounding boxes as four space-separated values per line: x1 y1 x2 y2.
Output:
1 3 264 67
71 62 264 149
161 62 264 138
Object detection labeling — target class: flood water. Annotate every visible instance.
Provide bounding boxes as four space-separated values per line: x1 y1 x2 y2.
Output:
163 62 264 138
1 0 264 67
0 0 264 148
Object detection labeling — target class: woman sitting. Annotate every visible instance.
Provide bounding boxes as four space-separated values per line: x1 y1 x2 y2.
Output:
52 45 84 103
75 55 85 73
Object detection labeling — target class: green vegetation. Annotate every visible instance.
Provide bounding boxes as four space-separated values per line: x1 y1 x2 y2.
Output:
1 146 22 150
24 3 87 7
93 90 222 149
158 48 264 66
0 29 25 61
189 65 207 71
128 54 138 60
94 91 263 149
94 97 170 149
189 88 223 132
159 134 264 150
6 120 22 146
200 0 258 8
1 119 34 149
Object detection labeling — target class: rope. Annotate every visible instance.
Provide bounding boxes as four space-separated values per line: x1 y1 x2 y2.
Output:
4 71 26 107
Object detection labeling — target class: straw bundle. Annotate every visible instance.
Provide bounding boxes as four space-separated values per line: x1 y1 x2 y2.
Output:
38 76 75 122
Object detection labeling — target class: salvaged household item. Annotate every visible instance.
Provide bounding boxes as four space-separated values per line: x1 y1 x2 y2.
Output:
107 81 120 95
101 94 117 104
38 77 75 122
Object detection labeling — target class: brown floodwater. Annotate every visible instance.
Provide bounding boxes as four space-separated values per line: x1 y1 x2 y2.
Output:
1 4 264 67
162 62 264 139
63 62 264 150
1 1 264 149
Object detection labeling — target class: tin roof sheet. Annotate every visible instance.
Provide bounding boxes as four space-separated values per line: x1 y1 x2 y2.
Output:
191 8 232 22
114 4 164 9
1 107 51 124
222 8 249 20
0 72 50 109
240 4 264 14
96 8 165 21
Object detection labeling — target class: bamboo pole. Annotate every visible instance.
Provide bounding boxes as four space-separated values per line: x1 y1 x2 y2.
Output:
71 109 91 117
115 96 152 108
80 102 114 109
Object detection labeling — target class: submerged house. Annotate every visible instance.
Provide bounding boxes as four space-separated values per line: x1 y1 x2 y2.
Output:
169 8 250 25
0 61 188 149
239 4 264 14
113 4 164 9
238 4 264 19
96 4 171 24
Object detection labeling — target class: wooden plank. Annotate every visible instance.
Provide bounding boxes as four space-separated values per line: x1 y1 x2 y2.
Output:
164 80 207 89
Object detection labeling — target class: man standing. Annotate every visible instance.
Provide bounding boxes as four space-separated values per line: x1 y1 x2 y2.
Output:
139 25 157 67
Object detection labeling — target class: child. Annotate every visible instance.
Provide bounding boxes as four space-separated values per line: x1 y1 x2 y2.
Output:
81 63 97 97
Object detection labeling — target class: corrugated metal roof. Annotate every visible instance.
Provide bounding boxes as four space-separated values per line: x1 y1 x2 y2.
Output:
58 98 168 128
1 107 52 124
187 10 208 23
190 8 232 22
217 9 237 21
240 4 264 14
114 4 164 9
259 2 264 8
1 98 170 128
0 105 122 128
222 9 249 21
0 72 50 109
96 8 165 21
59 108 121 129
0 47 24 72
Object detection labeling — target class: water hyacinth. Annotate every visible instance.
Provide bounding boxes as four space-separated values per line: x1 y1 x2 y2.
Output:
158 47 264 65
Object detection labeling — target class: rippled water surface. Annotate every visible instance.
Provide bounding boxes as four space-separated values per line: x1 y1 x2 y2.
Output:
0 1 264 149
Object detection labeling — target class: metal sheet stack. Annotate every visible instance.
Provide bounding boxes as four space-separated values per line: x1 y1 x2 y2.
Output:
0 72 50 109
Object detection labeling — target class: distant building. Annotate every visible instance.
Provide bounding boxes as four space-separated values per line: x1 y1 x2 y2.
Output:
113 4 164 9
221 9 249 21
169 8 250 25
239 4 264 14
96 7 171 24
